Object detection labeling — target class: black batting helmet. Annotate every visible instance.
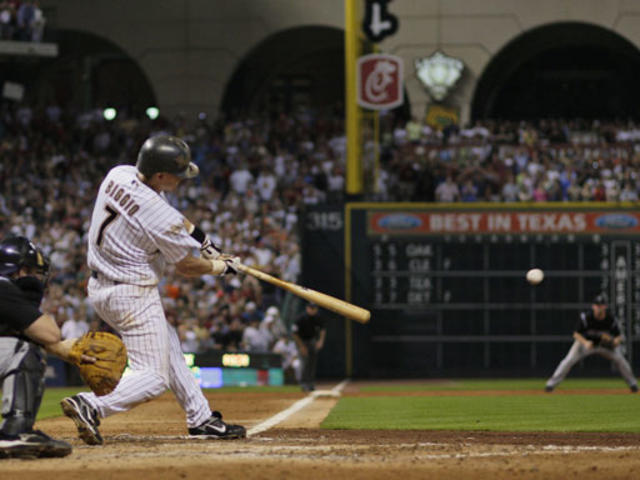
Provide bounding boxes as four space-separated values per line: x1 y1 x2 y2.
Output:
592 293 608 306
136 135 199 179
0 236 49 276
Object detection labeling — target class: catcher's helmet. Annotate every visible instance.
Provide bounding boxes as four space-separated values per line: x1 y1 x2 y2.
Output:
0 236 49 276
136 135 199 179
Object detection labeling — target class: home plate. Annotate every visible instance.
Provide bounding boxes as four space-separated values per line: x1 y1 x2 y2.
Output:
312 389 341 398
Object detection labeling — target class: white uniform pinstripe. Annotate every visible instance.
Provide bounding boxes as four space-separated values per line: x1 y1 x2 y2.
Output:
79 165 211 428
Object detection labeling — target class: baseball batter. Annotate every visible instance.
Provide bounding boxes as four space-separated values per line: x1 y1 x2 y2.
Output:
545 294 638 393
61 135 246 444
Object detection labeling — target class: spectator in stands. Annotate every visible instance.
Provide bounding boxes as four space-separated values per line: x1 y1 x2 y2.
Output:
435 175 460 202
30 1 44 42
241 316 271 353
229 161 254 196
261 306 287 342
60 307 89 341
460 179 478 202
0 2 13 40
272 334 301 385
15 0 34 41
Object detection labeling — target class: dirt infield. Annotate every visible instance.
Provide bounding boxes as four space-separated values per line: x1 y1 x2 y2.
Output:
3 383 640 480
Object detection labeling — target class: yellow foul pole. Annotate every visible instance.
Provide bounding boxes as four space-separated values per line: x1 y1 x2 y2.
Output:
345 0 362 195
345 0 362 378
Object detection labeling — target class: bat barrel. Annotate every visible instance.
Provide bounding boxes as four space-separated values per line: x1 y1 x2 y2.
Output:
238 264 371 323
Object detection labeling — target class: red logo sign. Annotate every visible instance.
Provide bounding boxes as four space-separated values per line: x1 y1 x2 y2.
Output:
357 54 404 110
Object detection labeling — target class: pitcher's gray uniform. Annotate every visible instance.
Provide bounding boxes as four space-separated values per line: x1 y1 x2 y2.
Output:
61 135 245 444
546 295 638 393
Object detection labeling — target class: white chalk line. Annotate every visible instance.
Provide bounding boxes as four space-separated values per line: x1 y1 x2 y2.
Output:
246 379 349 437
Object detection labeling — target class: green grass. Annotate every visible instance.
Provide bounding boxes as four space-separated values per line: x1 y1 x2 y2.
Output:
358 378 630 392
38 387 86 419
323 378 640 432
34 379 640 433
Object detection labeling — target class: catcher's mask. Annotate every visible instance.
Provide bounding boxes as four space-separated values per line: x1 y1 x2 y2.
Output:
0 235 49 277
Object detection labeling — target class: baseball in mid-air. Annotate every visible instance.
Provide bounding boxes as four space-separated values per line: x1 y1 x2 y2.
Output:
526 268 544 285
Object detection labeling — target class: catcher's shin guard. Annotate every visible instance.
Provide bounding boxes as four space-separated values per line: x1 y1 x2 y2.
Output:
0 342 46 437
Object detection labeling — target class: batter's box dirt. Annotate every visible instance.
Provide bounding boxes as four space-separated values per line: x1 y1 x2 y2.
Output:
2 389 639 480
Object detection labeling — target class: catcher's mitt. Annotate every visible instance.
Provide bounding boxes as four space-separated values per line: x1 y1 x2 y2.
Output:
599 332 616 349
68 332 127 396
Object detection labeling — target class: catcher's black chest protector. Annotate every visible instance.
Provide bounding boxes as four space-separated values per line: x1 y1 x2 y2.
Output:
0 277 42 337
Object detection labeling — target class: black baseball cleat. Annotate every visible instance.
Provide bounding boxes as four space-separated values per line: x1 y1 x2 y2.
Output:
544 385 554 393
0 430 72 458
188 411 246 439
61 395 103 445
631 385 638 393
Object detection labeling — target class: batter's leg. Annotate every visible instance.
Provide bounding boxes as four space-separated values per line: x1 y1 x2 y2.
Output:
166 322 211 428
80 284 171 418
546 340 585 391
596 347 638 390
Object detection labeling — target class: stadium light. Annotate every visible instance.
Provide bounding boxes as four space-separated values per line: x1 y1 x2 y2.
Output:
103 107 117 121
146 107 159 120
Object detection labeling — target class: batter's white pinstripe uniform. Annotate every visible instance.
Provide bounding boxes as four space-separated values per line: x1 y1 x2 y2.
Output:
77 165 211 428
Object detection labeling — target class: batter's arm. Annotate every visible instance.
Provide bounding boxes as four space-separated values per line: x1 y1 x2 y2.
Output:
175 252 236 277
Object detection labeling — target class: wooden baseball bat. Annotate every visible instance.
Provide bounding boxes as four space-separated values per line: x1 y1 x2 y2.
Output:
237 263 371 324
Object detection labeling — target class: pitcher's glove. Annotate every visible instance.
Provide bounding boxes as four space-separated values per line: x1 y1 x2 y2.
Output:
68 332 127 396
599 332 616 349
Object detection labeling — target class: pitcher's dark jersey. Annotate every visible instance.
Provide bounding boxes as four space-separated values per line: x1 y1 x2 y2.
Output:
575 309 621 346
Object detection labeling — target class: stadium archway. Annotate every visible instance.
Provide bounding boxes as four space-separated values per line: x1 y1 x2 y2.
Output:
3 29 155 114
221 25 410 119
471 22 640 120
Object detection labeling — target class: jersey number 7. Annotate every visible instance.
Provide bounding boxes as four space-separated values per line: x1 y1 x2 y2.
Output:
97 205 118 246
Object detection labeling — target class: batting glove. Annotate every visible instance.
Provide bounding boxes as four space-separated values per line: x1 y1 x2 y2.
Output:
200 234 222 260
221 255 241 275
209 255 241 275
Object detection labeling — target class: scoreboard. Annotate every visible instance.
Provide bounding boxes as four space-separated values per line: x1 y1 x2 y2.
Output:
344 204 640 378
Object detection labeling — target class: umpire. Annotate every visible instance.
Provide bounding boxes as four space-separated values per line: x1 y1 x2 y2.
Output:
0 236 72 458
545 294 638 393
292 302 326 392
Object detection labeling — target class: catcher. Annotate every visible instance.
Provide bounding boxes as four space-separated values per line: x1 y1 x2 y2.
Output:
545 294 638 393
0 236 126 459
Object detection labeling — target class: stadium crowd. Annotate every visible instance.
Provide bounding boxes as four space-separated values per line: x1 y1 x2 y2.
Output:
0 1 46 42
376 116 640 203
1 102 639 373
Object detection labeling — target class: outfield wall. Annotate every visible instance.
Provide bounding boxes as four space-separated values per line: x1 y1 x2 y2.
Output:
302 203 640 378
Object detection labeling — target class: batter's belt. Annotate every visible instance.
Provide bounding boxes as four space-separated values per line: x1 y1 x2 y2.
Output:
90 270 121 284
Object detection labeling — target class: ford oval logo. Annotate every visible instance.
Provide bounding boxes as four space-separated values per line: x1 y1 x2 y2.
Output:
377 214 422 230
595 214 638 229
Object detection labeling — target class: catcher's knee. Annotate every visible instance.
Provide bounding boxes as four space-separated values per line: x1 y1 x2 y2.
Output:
1 343 46 436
